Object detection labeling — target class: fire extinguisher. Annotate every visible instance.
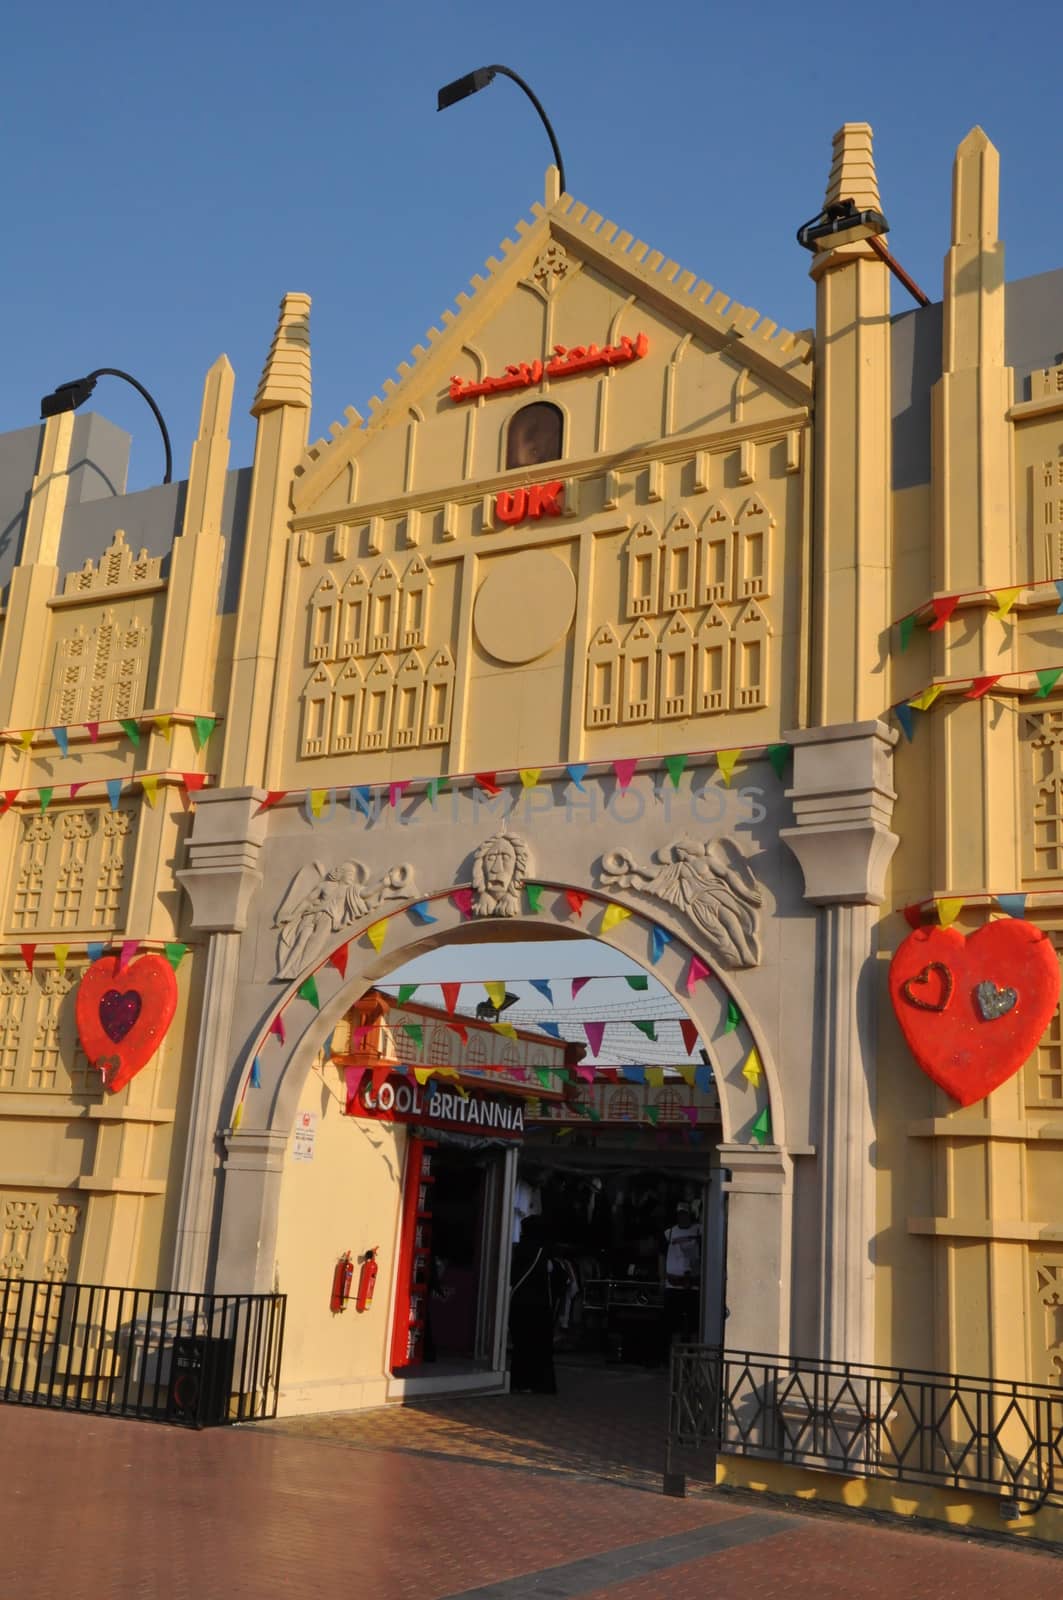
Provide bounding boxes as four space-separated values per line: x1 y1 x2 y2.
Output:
331 1250 354 1312
356 1247 379 1313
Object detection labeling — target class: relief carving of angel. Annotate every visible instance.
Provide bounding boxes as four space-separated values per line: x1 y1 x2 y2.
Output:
275 858 415 979
598 835 762 969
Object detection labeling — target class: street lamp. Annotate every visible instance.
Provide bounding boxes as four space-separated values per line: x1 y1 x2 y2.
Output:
437 65 567 198
39 367 174 484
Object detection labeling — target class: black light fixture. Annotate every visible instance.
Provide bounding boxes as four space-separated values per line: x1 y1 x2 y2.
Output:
437 64 567 198
797 198 930 308
39 367 174 484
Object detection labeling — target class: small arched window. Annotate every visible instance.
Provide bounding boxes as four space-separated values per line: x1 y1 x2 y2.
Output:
506 402 563 470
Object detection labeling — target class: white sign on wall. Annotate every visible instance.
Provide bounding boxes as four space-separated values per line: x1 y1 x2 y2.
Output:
292 1109 318 1162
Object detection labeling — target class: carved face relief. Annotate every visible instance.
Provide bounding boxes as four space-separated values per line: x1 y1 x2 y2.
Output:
471 832 529 918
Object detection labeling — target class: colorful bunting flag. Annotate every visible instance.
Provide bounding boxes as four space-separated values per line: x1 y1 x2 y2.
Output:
425 776 447 806
682 1106 699 1128
491 1022 517 1041
519 769 541 789
232 1101 244 1131
767 744 791 780
328 942 350 978
525 884 544 913
403 1022 424 1049
388 780 410 809
645 1067 664 1087
412 1066 433 1088
85 722 99 744
451 889 474 918
0 789 18 813
567 764 588 791
18 730 33 752
902 904 923 929
571 977 591 999
54 944 69 977
20 943 36 974
575 1064 595 1084
484 981 507 1009
297 975 320 1009
996 893 1027 919
625 975 648 991
694 1065 712 1094
409 902 438 925
141 774 160 808
664 754 687 789
676 1065 697 1088
38 788 53 813
529 979 553 1004
742 1048 763 1087
680 1018 699 1054
621 1065 646 1084
153 716 173 741
445 1022 468 1043
349 785 372 816
118 940 140 971
898 613 917 652
613 758 638 790
106 778 122 811
928 595 959 631
269 1013 286 1046
685 955 712 995
644 1106 660 1126
894 703 915 742
257 790 287 814
119 719 141 747
87 942 106 965
965 676 1002 700
344 1066 367 1107
164 942 188 971
538 1022 562 1040
440 982 461 1014
750 1106 772 1145
908 684 943 712
475 772 502 797
563 889 586 919
534 1066 552 1089
716 749 740 786
250 1057 262 1089
936 898 964 928
1035 668 1063 699
309 788 329 818
52 727 69 757
366 920 387 952
991 587 1020 620
69 783 84 799
183 772 208 796
649 925 672 964
724 997 742 1034
397 984 418 1005
584 1021 605 1055
193 716 216 748
633 1020 657 1041
601 902 632 934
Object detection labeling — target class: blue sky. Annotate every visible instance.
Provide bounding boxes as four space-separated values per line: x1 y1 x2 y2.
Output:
3 0 1059 488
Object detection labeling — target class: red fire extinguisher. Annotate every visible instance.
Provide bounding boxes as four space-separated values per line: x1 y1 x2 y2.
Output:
331 1250 354 1312
356 1247 379 1313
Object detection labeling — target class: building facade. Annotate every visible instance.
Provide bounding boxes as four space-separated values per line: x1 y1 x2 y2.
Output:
1 121 1063 1439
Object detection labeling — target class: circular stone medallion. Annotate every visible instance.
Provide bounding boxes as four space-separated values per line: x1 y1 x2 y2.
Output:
473 549 577 664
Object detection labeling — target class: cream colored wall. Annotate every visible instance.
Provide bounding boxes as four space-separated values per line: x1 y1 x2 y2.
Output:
272 1058 405 1413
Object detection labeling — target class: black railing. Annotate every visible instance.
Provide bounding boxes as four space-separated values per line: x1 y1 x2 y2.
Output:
666 1346 1063 1511
0 1279 285 1427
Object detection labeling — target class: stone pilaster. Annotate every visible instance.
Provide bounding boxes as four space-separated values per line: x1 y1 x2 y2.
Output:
716 1144 793 1355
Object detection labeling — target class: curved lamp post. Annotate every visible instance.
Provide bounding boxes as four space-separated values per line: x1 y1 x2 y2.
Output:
40 367 174 485
437 65 566 198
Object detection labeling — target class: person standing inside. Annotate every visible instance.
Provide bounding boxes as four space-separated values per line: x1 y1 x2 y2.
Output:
508 1217 559 1394
661 1202 701 1356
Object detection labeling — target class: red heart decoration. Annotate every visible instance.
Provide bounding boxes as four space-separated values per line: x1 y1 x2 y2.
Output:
889 921 1060 1105
76 954 178 1094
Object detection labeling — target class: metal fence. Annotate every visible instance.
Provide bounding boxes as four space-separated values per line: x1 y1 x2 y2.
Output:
666 1345 1063 1511
0 1279 285 1427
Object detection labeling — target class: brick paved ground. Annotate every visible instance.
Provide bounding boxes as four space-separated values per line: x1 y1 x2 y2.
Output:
1 1363 1061 1599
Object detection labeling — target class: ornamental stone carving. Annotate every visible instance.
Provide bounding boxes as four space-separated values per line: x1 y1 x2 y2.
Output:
471 832 531 918
598 834 762 968
275 858 416 978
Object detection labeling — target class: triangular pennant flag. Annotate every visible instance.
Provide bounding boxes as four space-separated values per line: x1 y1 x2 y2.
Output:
649 925 672 964
38 787 53 813
451 889 474 918
682 1106 699 1128
723 997 742 1034
17 729 33 752
54 944 69 977
397 984 418 1005
601 902 632 934
85 722 100 744
676 1065 696 1088
644 1105 660 1125
534 1066 551 1089
69 784 83 799
425 776 447 806
991 587 1020 620
440 982 461 1014
767 744 791 780
936 898 965 928
193 716 216 748
119 718 141 747
742 1048 763 1087
164 942 188 971
403 1022 424 1049
645 1066 665 1087
563 889 586 919
695 1065 712 1094
0 790 18 814
1035 668 1063 699
625 975 648 991
664 754 687 790
87 941 106 965
680 1018 699 1054
269 1013 286 1046
118 940 140 972
902 904 923 929
349 785 372 816
106 778 123 811
409 901 438 925
328 942 350 979
344 1066 368 1108
232 1101 244 1131
633 1020 657 1042
445 1022 468 1044
366 920 387 952
613 758 638 790
389 780 410 809
583 1021 605 1055
52 727 69 757
257 790 287 814
519 769 541 789
297 975 320 1009
491 1022 517 1040
996 893 1028 919
250 1057 262 1089
153 716 173 741
538 1022 562 1040
750 1106 772 1146
571 977 591 999
928 595 959 631
685 955 712 995
370 1066 390 1097
894 703 915 742
525 884 544 913
484 981 507 1009
474 772 501 797
965 676 1001 700
309 788 329 818
908 684 943 712
898 613 917 652
566 764 588 792
141 774 160 809
621 1065 646 1084
716 749 740 787
20 943 36 975
529 979 553 1004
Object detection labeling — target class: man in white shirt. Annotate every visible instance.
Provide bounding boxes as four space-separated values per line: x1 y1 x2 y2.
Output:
661 1202 701 1354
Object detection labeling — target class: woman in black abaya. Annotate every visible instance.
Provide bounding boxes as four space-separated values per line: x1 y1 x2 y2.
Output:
508 1217 558 1394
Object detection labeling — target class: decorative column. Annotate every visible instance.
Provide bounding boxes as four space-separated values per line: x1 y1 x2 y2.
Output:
781 720 898 1365
172 789 266 1290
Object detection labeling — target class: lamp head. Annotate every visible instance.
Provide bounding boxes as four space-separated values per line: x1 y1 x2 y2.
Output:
797 198 889 253
437 67 496 111
40 375 97 420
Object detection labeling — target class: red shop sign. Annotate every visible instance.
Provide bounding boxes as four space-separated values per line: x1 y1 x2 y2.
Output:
495 478 564 526
349 1074 525 1141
